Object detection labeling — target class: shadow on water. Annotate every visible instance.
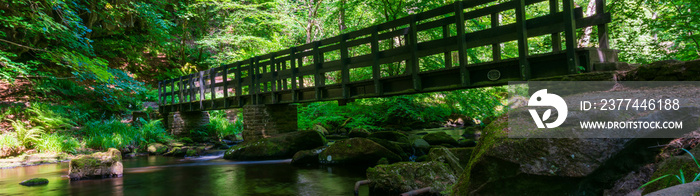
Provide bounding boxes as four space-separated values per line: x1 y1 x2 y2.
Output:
0 151 371 196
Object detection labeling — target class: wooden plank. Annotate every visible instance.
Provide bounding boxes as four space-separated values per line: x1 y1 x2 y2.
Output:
596 0 609 49
516 0 531 80
443 25 452 68
408 15 422 91
491 13 501 61
563 0 580 74
455 2 470 86
550 0 562 51
371 26 383 95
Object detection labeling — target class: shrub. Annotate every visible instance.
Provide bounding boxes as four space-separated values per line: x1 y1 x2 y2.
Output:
136 118 171 145
207 111 242 140
82 118 172 150
27 102 76 131
0 132 20 149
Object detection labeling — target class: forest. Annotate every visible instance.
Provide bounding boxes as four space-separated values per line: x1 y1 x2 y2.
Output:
1 0 699 195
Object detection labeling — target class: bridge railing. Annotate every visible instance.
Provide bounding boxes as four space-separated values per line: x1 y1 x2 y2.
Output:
158 0 611 112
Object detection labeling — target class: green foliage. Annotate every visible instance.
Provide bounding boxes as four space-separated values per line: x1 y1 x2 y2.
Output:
0 132 20 149
207 110 243 140
10 120 44 148
81 118 170 150
26 103 76 131
35 133 80 154
639 149 700 189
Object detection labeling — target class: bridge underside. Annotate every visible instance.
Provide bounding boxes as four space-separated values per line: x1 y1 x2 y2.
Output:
159 48 616 114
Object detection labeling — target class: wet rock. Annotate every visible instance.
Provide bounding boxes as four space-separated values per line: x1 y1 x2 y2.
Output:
445 147 473 167
604 164 655 196
429 147 463 174
147 143 168 155
318 138 400 165
366 161 457 194
457 138 477 147
415 155 429 162
412 138 430 155
422 132 458 146
368 131 409 143
348 128 370 138
369 137 409 161
68 148 123 181
291 147 326 166
19 178 48 186
224 130 326 160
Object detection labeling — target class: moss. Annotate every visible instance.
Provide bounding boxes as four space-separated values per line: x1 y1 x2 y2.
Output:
453 115 509 195
318 137 400 165
422 132 458 146
19 178 49 186
369 137 408 161
377 157 389 165
186 149 197 157
224 130 326 160
368 131 409 143
367 161 457 194
643 156 700 194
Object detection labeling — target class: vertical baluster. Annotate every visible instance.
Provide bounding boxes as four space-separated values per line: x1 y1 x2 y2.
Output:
442 25 452 68
563 0 580 74
408 15 422 91
550 0 562 52
340 33 350 99
455 2 470 86
491 13 502 61
371 26 382 95
516 0 531 80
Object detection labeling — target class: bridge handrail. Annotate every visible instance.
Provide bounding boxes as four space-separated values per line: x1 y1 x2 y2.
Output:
157 0 610 111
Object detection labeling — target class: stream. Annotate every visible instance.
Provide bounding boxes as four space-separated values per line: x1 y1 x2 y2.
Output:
0 151 369 196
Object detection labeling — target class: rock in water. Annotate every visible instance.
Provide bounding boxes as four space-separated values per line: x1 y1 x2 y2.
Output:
291 147 326 166
368 131 409 143
147 143 168 155
422 132 458 146
69 148 123 181
224 130 326 160
318 138 400 165
19 178 48 186
348 128 370 138
366 161 457 194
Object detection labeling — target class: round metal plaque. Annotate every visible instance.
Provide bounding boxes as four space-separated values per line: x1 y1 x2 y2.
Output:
487 69 501 81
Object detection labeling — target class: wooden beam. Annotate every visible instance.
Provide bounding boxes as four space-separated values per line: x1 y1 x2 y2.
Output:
550 0 562 52
596 0 609 49
563 0 581 74
442 25 452 68
491 13 501 61
290 48 299 102
340 33 350 99
223 64 229 108
371 26 383 95
516 0 531 80
408 15 422 91
313 41 323 101
455 1 470 86
236 62 243 107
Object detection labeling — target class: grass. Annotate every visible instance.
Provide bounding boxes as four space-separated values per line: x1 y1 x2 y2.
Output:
639 148 700 189
35 133 81 154
0 132 20 149
10 120 43 148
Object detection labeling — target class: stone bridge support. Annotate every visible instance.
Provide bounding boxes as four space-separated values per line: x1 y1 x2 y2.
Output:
164 111 210 136
242 104 298 142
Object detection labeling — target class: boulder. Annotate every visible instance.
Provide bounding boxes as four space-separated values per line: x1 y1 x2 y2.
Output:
422 132 458 146
369 137 409 161
147 143 168 155
412 138 430 155
445 147 473 167
19 178 48 186
348 128 370 138
453 116 669 195
318 138 400 165
313 124 329 135
366 161 457 194
224 130 326 160
644 181 700 196
368 131 409 143
68 148 123 181
429 147 463 174
291 147 326 166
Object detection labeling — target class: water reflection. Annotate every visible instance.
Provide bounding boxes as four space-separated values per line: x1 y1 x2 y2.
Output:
0 155 369 196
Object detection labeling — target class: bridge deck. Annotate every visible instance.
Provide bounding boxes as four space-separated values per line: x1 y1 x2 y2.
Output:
158 0 615 113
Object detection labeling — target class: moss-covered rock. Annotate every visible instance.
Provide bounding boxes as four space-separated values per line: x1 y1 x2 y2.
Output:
644 181 700 196
369 137 409 161
69 148 123 181
643 155 700 194
348 128 370 138
291 147 325 166
224 130 326 160
367 161 457 194
429 147 463 174
318 138 400 166
445 147 473 168
19 178 48 186
368 131 409 143
147 143 168 155
422 132 458 146
452 116 661 195
412 138 430 155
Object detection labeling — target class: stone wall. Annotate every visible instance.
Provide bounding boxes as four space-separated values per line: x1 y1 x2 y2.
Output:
165 111 210 136
242 104 298 142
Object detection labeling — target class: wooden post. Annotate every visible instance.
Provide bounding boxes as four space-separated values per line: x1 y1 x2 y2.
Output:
550 0 562 52
442 25 452 68
249 58 256 105
455 2 470 86
516 0 531 80
170 79 175 105
223 64 229 108
198 71 205 110
491 13 501 61
290 48 299 102
270 53 277 103
189 74 194 111
371 26 383 95
158 81 162 105
563 0 580 74
408 15 422 91
313 41 323 101
210 68 216 108
340 33 350 99
178 76 184 111
596 0 609 49
236 62 243 107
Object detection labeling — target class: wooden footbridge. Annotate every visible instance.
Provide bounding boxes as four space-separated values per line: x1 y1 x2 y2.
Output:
158 0 615 113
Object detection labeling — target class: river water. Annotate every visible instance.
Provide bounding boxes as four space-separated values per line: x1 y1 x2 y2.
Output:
0 151 369 196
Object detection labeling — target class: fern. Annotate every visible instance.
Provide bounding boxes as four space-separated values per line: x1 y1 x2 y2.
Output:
10 120 44 148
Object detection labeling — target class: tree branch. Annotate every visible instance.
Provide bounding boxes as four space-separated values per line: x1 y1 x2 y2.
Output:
0 39 48 52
